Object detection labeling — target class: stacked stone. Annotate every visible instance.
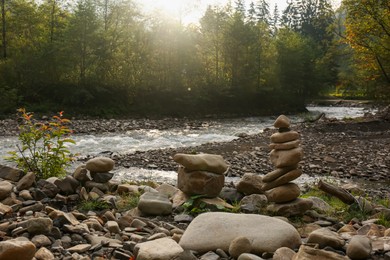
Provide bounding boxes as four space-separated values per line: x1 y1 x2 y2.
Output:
263 115 304 204
173 153 229 198
73 156 116 199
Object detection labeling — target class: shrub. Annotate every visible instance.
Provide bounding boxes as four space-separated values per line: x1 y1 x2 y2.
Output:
6 108 76 179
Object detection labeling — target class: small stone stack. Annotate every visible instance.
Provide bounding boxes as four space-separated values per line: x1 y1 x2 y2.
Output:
73 156 116 199
263 115 312 216
173 153 229 198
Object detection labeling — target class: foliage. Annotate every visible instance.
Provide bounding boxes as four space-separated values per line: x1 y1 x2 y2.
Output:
6 108 76 179
341 0 390 99
78 199 111 211
300 187 390 225
182 194 211 216
116 192 141 212
0 0 385 117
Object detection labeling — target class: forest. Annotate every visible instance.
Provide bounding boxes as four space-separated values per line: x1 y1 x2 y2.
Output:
0 0 389 117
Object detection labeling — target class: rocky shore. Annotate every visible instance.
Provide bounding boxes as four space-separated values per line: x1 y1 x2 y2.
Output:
0 106 389 260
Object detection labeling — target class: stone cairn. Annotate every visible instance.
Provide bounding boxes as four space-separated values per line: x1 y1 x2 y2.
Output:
262 115 312 215
173 153 229 198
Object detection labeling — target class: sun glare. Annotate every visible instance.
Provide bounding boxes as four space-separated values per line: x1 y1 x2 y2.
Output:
138 0 203 24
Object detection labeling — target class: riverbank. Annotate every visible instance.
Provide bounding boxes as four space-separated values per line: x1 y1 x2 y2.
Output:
105 114 390 197
0 107 389 259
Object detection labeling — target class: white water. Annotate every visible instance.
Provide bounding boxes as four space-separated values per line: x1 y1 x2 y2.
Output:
0 106 376 183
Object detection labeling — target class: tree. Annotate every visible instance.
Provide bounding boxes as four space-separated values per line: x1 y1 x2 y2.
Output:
282 0 334 45
1 0 6 58
199 6 228 85
343 0 390 95
276 29 317 104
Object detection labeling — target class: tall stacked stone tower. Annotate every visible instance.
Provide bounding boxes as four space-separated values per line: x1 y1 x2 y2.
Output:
263 115 312 216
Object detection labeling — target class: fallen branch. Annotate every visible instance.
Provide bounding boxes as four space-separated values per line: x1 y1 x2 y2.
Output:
318 179 356 205
306 112 325 123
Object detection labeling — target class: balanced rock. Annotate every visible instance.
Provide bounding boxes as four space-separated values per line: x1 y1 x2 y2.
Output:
177 167 224 197
90 171 114 183
274 115 291 128
270 131 299 143
262 169 302 191
179 212 301 254
262 166 298 183
269 139 301 150
86 157 115 173
265 182 300 203
173 153 228 174
270 147 303 168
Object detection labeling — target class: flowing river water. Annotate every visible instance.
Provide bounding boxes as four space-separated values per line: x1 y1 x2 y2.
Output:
0 106 377 186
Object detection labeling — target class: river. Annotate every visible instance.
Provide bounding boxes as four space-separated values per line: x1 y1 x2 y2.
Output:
0 106 377 185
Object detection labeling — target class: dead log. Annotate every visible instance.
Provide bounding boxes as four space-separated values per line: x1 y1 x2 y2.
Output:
306 112 325 123
317 179 356 205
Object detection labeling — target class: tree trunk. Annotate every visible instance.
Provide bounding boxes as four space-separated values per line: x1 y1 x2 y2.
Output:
1 0 6 58
318 179 356 205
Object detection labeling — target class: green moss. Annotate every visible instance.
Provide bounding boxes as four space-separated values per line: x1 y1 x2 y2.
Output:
78 200 110 211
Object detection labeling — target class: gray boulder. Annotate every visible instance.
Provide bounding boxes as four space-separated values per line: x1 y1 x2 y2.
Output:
179 212 301 254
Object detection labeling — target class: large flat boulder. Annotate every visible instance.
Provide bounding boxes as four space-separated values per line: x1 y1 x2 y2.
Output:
173 153 228 174
179 212 301 254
